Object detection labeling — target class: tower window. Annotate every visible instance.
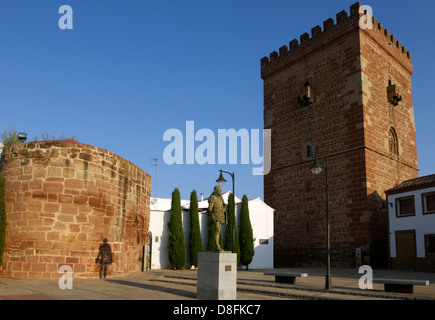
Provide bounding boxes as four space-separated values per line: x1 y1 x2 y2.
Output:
306 144 312 158
304 142 314 159
388 127 399 156
387 81 402 106
298 82 312 107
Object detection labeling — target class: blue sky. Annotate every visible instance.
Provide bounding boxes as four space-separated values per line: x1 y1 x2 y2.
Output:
1 0 433 201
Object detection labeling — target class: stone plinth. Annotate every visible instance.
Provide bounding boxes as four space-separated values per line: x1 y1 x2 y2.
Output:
197 252 236 300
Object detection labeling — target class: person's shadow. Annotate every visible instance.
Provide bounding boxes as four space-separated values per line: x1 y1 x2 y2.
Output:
95 238 112 279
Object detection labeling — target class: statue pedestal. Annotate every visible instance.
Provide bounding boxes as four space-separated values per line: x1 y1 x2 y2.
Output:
197 252 237 300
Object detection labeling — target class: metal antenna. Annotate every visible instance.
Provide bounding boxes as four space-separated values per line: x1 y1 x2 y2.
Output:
151 158 157 198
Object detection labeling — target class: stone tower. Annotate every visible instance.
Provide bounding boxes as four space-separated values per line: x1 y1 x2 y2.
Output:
0 141 151 278
261 2 418 267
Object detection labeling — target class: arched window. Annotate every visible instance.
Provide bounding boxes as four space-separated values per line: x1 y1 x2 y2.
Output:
388 127 399 156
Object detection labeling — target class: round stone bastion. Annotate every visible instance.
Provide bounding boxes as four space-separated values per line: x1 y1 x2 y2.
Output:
0 141 151 279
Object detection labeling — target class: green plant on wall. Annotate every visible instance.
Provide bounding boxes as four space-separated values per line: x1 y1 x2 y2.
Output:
38 132 78 142
37 132 79 146
1 128 79 164
0 173 7 266
1 128 79 150
1 127 21 149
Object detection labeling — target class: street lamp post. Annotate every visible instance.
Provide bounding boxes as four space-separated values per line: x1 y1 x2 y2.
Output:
310 156 332 290
216 169 235 253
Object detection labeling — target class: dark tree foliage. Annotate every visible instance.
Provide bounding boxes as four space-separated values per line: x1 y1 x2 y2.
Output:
239 194 254 269
224 193 240 264
189 190 202 268
167 188 186 269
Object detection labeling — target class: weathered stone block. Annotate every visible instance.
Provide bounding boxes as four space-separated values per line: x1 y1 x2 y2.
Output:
43 182 63 193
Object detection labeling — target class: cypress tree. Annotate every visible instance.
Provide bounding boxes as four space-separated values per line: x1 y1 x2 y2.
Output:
167 188 185 269
239 194 254 269
189 190 202 268
224 193 240 263
0 173 6 266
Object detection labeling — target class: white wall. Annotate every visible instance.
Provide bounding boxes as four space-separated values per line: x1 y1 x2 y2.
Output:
387 186 435 258
149 210 171 269
248 198 274 269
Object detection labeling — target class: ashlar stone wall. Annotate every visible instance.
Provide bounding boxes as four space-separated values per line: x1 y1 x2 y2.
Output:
0 141 151 279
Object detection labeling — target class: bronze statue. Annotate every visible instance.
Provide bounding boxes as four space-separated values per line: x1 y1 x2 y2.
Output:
207 186 227 252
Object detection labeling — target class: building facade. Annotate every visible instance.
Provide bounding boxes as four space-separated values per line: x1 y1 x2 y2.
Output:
261 2 418 267
386 174 435 272
149 192 274 269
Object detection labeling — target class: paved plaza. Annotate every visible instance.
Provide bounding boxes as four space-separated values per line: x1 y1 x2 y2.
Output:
1 267 435 301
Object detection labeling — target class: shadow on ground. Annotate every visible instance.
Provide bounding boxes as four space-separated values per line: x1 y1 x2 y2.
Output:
106 279 197 299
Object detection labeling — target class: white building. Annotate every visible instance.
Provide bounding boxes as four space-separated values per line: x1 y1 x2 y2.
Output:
386 174 435 272
149 191 274 269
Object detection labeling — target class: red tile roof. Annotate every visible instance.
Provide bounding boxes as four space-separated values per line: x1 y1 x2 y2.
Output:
386 174 435 194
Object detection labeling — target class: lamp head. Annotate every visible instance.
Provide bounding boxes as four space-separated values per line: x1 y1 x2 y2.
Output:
310 156 323 175
18 132 27 142
216 170 227 186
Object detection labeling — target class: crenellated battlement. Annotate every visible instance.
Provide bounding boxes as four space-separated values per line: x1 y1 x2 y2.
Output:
369 14 412 59
261 2 412 76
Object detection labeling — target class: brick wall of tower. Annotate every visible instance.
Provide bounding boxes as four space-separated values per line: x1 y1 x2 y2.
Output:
360 18 418 196
262 2 418 268
0 141 151 279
